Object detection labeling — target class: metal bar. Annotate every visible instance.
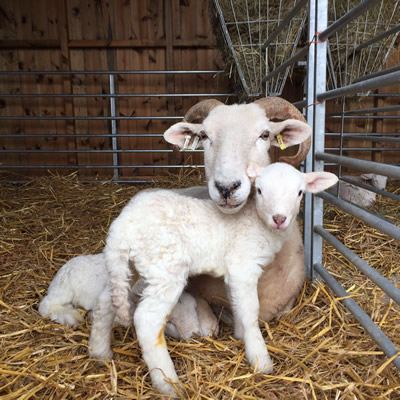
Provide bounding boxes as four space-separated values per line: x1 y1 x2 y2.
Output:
0 116 183 121
326 132 400 136
315 153 400 180
0 164 205 169
317 71 400 102
326 147 400 151
0 133 164 138
335 136 400 144
109 74 119 181
315 226 400 305
0 70 225 75
303 0 317 277
0 149 175 153
213 0 250 96
314 263 400 370
327 105 400 116
353 65 400 84
0 93 236 98
263 46 308 83
293 99 307 109
261 0 308 49
318 0 381 41
310 0 328 280
318 191 400 241
339 177 400 202
356 93 400 97
326 115 400 120
355 24 400 51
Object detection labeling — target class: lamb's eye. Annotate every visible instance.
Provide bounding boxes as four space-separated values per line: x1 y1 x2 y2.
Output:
260 130 270 141
199 131 208 140
257 187 262 195
298 190 303 197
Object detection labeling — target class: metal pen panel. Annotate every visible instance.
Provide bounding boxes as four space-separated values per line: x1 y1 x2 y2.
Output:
315 153 400 180
314 263 400 370
319 191 400 242
314 226 400 305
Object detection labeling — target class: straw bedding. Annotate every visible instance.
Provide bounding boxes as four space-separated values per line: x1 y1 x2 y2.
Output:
1 172 399 399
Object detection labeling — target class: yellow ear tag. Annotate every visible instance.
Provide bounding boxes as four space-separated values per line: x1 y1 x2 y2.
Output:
276 134 286 150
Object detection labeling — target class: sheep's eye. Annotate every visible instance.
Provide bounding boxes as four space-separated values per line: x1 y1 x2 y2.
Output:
298 190 303 197
260 130 270 141
257 187 262 195
199 131 208 140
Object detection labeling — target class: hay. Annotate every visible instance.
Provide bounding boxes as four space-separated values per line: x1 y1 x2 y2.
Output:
1 174 399 399
211 0 399 98
210 0 306 97
327 0 400 90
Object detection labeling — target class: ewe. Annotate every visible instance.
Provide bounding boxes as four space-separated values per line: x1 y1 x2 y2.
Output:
163 97 313 333
101 162 337 395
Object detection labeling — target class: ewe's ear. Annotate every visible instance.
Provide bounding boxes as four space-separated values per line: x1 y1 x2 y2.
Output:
269 119 312 148
164 122 204 150
304 172 338 193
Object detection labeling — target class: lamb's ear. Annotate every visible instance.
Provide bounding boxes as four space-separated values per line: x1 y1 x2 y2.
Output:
304 172 338 193
247 163 262 181
269 119 312 148
164 122 204 150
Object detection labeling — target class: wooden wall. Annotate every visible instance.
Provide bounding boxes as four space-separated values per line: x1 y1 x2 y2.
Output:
0 0 398 181
0 0 231 180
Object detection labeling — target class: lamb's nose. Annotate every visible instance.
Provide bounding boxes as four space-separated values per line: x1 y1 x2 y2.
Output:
215 181 241 200
273 214 287 227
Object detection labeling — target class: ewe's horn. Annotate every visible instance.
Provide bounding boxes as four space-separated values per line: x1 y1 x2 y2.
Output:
253 97 311 167
183 99 223 123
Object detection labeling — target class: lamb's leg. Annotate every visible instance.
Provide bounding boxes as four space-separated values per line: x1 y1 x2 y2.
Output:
88 288 116 360
134 281 186 396
227 270 273 374
196 296 219 337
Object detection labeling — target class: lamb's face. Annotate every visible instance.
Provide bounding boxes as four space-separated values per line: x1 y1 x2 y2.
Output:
254 163 305 230
201 104 274 214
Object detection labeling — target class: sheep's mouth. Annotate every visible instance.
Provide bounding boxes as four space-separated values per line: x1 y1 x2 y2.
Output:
216 201 245 213
221 204 241 209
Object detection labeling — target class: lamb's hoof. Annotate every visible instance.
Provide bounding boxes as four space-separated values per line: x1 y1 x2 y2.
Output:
151 370 181 398
258 362 274 375
255 357 274 375
89 349 113 362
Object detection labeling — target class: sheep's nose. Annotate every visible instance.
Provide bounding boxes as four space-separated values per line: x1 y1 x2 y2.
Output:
215 180 241 199
273 214 287 227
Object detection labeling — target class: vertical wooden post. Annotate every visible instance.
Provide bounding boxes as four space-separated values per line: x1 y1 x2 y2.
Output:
59 0 77 167
165 0 181 168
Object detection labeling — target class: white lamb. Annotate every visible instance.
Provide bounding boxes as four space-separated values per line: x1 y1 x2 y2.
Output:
101 162 338 395
39 253 217 343
329 173 388 207
38 254 124 326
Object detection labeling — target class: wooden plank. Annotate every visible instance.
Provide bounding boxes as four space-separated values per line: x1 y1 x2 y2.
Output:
14 0 40 177
0 38 217 49
132 0 153 179
0 0 21 176
58 0 77 168
113 0 132 179
68 0 89 178
148 0 168 176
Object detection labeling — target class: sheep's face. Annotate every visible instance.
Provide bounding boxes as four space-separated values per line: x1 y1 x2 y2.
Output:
252 163 338 230
164 104 311 214
254 163 306 230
